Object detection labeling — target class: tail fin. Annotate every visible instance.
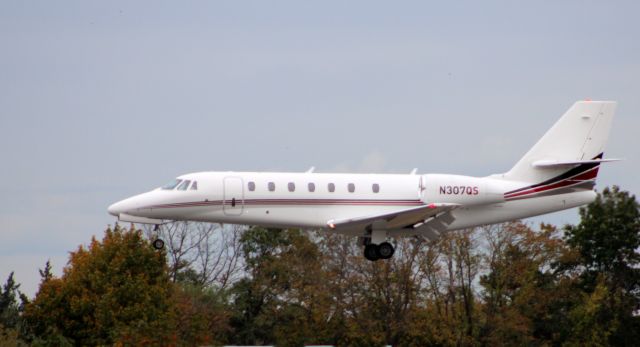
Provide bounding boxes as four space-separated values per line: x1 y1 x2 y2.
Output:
503 100 617 184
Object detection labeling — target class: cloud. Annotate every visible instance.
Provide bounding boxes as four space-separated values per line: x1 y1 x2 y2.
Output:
358 151 388 173
330 150 388 173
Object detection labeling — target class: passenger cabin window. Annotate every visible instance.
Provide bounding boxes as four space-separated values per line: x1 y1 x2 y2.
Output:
162 179 182 190
177 180 191 191
308 182 315 192
190 181 198 190
268 182 276 192
328 183 335 192
248 181 256 191
348 183 355 193
372 183 380 193
288 182 295 192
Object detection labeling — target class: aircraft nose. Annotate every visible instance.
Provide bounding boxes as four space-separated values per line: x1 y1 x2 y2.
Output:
108 200 126 216
108 192 155 217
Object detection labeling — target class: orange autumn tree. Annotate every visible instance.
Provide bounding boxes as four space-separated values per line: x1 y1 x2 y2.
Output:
24 225 175 345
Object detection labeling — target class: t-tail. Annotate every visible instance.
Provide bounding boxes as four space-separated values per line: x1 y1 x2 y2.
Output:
500 100 619 201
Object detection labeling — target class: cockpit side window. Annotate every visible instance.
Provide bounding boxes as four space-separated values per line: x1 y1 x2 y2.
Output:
190 181 198 190
162 179 182 190
177 180 191 191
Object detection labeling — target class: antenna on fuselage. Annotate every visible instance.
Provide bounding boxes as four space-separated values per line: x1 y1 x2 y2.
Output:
410 168 418 175
306 166 316 173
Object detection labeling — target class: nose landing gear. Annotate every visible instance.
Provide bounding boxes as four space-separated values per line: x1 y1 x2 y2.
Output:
151 224 165 250
152 238 165 250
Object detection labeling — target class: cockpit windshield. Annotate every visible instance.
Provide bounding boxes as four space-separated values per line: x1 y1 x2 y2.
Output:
161 179 182 190
177 180 191 191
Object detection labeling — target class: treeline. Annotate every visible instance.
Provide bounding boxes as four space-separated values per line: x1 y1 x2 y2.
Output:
1 186 639 346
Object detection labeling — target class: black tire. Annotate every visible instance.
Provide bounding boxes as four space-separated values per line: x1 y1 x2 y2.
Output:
152 238 165 250
377 242 395 259
364 244 380 261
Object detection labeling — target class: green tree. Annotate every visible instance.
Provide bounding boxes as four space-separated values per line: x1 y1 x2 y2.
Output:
565 275 619 347
172 284 232 346
230 227 334 347
0 272 29 347
344 238 430 347
565 186 640 287
479 222 579 346
23 224 175 345
230 227 291 345
0 272 26 331
564 186 640 345
38 261 53 284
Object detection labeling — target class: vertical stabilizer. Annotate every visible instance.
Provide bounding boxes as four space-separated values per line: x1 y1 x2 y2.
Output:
503 100 616 184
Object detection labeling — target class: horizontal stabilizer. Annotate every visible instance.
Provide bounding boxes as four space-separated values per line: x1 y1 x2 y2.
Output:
532 158 622 168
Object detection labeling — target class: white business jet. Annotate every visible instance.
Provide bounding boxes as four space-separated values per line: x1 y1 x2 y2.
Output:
109 101 618 261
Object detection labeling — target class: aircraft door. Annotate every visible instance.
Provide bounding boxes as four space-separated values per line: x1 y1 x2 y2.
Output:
223 176 244 216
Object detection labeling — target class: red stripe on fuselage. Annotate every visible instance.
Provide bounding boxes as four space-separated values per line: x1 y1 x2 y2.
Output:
146 199 424 210
505 166 599 200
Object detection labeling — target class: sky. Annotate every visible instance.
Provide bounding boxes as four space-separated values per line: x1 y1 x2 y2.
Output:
1 1 639 297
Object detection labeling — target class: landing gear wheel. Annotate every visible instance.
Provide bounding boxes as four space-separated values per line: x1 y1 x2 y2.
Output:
152 238 165 250
377 242 395 259
364 244 380 261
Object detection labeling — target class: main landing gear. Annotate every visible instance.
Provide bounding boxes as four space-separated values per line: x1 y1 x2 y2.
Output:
362 229 395 261
363 241 395 261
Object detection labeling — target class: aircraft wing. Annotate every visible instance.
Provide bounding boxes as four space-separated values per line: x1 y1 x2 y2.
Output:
327 203 460 233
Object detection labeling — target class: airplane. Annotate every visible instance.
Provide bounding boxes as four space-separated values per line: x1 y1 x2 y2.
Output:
108 100 619 261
